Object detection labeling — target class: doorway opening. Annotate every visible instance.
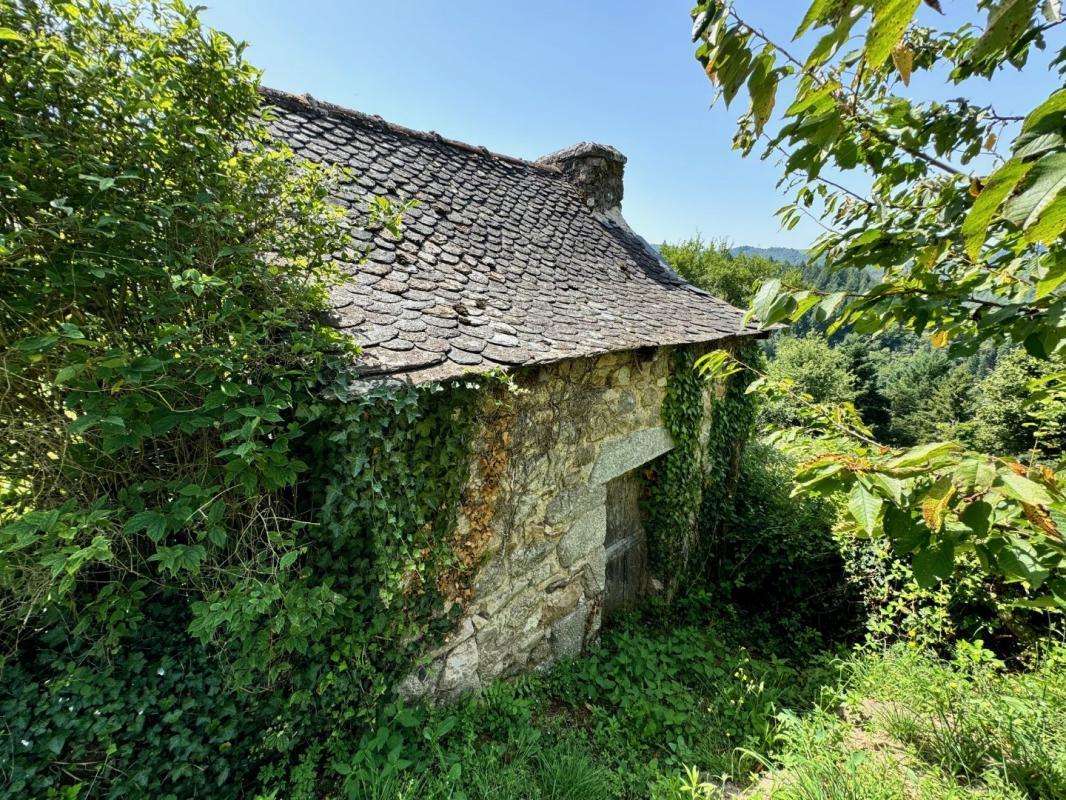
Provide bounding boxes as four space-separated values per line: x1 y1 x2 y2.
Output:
603 467 648 620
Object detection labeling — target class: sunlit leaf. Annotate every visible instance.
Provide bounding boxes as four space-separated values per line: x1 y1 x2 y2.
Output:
997 536 1050 588
961 158 1033 259
865 0 921 70
887 441 957 470
794 0 834 39
748 46 779 135
890 44 914 85
920 477 955 532
971 0 1039 63
1036 255 1066 299
849 483 883 535
1003 152 1066 235
998 472 1055 506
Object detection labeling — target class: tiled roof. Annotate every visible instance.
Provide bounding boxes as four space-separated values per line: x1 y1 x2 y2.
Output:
262 88 761 383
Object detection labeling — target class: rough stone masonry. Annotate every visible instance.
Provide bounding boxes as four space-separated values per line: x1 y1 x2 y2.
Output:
398 343 728 702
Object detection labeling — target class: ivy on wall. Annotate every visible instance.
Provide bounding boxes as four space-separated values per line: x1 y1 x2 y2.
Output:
243 376 496 791
2 374 493 799
645 343 759 598
646 348 708 598
700 342 760 549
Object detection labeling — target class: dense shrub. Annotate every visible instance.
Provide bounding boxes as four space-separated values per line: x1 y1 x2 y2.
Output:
0 2 485 796
659 236 795 307
970 349 1066 460
706 442 861 644
760 334 859 428
1 607 267 798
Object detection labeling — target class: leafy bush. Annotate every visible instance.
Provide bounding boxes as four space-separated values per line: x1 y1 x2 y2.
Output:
761 334 859 428
707 442 860 644
0 0 347 640
971 349 1066 460
660 236 796 308
0 2 486 796
1 610 267 798
837 532 1029 653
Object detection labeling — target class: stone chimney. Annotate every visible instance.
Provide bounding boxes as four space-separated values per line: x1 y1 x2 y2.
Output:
537 142 626 214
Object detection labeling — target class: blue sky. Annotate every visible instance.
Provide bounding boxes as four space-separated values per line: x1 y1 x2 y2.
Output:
201 0 1059 250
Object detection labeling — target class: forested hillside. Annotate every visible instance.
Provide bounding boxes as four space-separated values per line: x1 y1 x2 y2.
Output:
728 245 807 265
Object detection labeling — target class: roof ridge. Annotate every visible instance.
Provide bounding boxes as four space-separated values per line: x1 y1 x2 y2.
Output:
259 86 561 174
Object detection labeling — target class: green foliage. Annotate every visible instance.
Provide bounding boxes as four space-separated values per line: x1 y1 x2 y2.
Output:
835 334 893 438
762 334 859 427
877 347 978 447
710 442 859 643
0 2 488 796
660 236 796 307
0 0 347 643
838 530 1030 652
646 349 711 596
646 344 759 598
2 376 488 799
318 600 831 800
1 611 266 798
705 641 1066 800
210 597 1061 800
971 349 1066 458
861 642 1066 799
690 1 1066 606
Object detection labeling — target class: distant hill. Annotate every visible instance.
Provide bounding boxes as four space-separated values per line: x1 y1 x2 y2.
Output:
729 246 808 265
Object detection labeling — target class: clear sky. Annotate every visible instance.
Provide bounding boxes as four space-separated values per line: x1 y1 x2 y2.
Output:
200 0 1060 251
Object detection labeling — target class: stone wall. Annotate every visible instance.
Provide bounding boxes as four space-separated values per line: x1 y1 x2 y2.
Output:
397 343 729 702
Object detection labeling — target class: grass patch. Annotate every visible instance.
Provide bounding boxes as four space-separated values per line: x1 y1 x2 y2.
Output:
748 642 1065 800
330 600 1064 800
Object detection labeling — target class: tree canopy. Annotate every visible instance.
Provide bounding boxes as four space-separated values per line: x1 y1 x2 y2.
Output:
691 0 1066 607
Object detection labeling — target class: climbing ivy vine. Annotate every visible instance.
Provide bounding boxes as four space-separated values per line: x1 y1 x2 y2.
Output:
700 342 760 548
0 1 498 795
647 348 707 597
646 344 759 597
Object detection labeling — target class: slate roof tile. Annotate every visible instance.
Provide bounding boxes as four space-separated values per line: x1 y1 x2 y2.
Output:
261 88 761 382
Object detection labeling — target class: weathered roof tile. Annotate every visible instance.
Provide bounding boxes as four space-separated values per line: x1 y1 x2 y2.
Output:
262 88 761 382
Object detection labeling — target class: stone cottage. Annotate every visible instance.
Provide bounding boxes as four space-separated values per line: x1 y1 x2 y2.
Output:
262 88 764 700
